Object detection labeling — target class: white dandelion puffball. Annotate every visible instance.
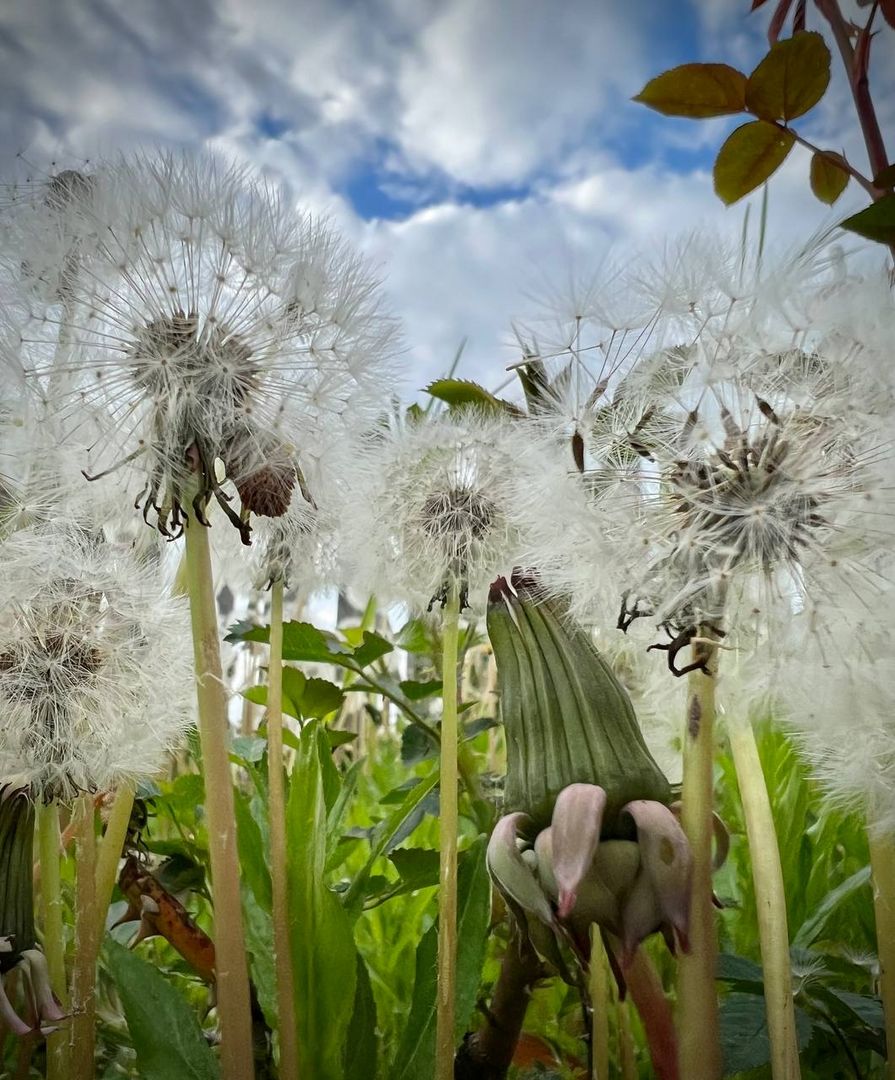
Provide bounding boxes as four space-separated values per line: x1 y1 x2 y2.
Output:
14 152 399 543
781 586 895 836
340 410 586 614
0 527 192 800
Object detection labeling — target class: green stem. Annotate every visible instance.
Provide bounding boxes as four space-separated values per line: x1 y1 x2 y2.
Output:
676 634 721 1079
589 928 609 1080
184 518 256 1080
267 580 300 1080
38 802 69 1080
868 828 895 1080
435 588 461 1080
728 722 800 1080
94 782 136 943
69 794 97 1080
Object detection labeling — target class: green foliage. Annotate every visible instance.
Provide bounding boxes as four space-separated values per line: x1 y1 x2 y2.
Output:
287 722 359 1079
105 939 220 1080
632 63 747 117
743 32 830 122
424 378 519 416
392 838 491 1079
714 121 795 205
633 12 893 250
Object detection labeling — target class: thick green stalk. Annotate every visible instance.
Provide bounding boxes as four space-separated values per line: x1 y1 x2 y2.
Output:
69 794 97 1080
589 928 609 1080
94 782 136 943
435 588 461 1080
37 802 68 1080
267 580 300 1079
676 634 721 1079
728 722 800 1080
184 518 255 1080
868 829 895 1080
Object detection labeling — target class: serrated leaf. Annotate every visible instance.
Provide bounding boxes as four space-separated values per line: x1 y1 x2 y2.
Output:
389 847 441 892
399 678 443 701
841 195 895 245
720 992 814 1074
810 150 850 205
633 63 747 118
716 952 765 988
105 939 220 1080
351 630 394 667
425 378 515 415
301 677 344 719
401 724 438 766
713 120 794 205
745 31 831 121
393 839 491 1079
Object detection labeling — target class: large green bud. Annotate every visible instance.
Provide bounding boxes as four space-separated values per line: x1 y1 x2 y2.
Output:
486 573 670 833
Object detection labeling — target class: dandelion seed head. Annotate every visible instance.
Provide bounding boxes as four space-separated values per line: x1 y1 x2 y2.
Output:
0 527 192 800
15 151 399 541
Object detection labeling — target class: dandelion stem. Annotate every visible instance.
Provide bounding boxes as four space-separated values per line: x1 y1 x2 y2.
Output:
184 516 256 1080
868 828 895 1080
728 721 800 1080
589 928 609 1080
435 586 461 1080
69 793 97 1080
676 632 721 1079
38 802 68 1080
94 781 136 943
266 579 300 1080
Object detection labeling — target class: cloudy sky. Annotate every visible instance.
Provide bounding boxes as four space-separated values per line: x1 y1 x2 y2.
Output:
1 0 892 395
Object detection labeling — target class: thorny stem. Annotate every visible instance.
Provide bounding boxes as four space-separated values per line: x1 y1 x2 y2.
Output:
868 828 895 1080
184 516 256 1080
814 0 890 182
94 781 136 943
37 802 68 1080
435 586 462 1080
266 580 300 1080
728 722 801 1080
769 121 877 197
676 631 721 1079
589 928 610 1080
69 793 97 1080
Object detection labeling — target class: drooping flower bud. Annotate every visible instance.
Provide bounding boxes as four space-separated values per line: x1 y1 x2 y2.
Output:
486 573 670 830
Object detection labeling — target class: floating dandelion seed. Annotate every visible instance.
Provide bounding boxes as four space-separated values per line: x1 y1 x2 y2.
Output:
13 152 398 543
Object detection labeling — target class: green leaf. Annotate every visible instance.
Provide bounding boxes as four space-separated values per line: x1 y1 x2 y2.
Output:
792 864 871 948
241 883 277 1032
351 630 395 668
288 722 359 1079
632 63 747 118
395 618 434 654
716 952 765 989
105 939 220 1080
343 769 440 910
401 724 438 766
809 151 850 205
389 847 441 892
234 788 272 911
344 954 378 1080
720 992 813 1075
425 378 516 415
301 677 345 719
393 839 491 1079
240 685 301 721
326 729 358 748
841 195 895 245
713 120 794 205
399 679 443 701
230 734 267 763
745 31 831 121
